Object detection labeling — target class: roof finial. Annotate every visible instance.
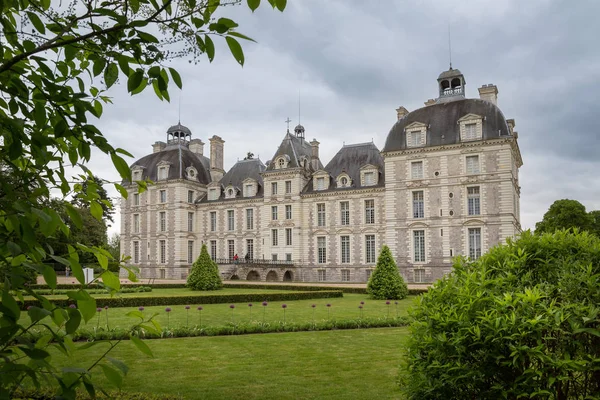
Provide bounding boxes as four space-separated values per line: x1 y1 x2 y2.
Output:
448 25 452 70
285 117 291 133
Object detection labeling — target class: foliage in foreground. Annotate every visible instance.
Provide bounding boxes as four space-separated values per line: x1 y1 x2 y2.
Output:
400 230 600 399
367 245 408 300
187 243 223 291
12 388 182 400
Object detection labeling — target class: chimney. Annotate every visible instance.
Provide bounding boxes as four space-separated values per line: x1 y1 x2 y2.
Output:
506 119 515 135
310 138 320 171
209 135 225 182
189 138 204 156
152 141 166 153
478 84 498 105
424 99 436 106
395 106 409 120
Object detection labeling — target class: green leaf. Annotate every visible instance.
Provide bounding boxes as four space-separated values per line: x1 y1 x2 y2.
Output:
97 253 109 270
127 69 144 93
90 201 103 221
131 336 153 357
168 68 182 89
108 357 129 375
78 299 97 323
227 31 256 43
42 265 57 289
93 58 106 77
275 0 286 11
226 37 245 66
130 0 140 13
126 310 144 320
204 35 215 62
101 270 120 291
218 17 239 29
111 152 131 181
65 203 83 229
100 364 123 388
1 287 21 320
28 307 52 323
27 12 46 34
114 184 128 198
65 309 81 334
247 0 260 11
104 63 119 88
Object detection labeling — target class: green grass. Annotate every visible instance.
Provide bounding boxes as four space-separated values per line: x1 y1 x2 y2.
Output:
53 327 409 399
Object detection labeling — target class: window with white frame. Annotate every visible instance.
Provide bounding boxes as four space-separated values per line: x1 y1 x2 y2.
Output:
210 240 217 260
317 203 326 227
341 269 350 282
285 180 292 194
316 177 325 190
365 200 375 224
159 189 166 203
187 190 194 203
272 254 278 261
271 182 278 195
272 229 278 246
413 191 424 218
285 205 292 220
159 240 166 264
277 158 286 169
133 214 140 233
228 240 235 260
339 176 349 187
285 228 292 246
160 269 166 279
245 184 255 197
317 237 326 264
413 230 425 262
407 130 424 147
133 193 140 206
365 235 376 264
341 236 350 264
246 209 254 230
271 205 278 220
208 188 218 201
246 239 254 259
317 269 326 282
187 240 194 264
466 155 480 174
463 123 478 141
158 166 167 180
340 201 350 225
133 241 139 264
364 171 375 186
227 210 234 231
414 269 425 283
210 211 216 232
159 211 166 232
286 253 292 261
467 186 481 216
411 161 424 179
469 228 482 260
188 212 194 232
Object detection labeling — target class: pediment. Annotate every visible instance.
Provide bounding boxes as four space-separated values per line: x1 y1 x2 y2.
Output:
313 169 330 177
404 121 427 130
408 221 429 228
242 177 257 185
359 164 378 171
463 218 485 226
458 113 483 122
157 160 172 166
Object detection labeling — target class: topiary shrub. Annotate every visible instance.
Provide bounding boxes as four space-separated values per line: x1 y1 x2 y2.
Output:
187 243 223 291
400 230 600 399
367 245 408 300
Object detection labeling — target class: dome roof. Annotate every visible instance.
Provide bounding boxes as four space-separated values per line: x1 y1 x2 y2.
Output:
438 68 464 80
294 124 305 132
382 98 512 153
167 123 192 136
126 147 211 184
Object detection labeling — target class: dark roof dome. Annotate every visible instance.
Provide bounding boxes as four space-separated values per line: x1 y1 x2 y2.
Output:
167 123 192 136
126 147 211 185
294 124 305 131
438 68 464 80
382 98 512 153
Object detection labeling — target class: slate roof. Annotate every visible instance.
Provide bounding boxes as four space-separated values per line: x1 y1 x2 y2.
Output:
167 123 192 136
126 145 211 184
382 98 511 153
199 158 266 202
303 142 384 193
438 68 464 80
265 132 321 171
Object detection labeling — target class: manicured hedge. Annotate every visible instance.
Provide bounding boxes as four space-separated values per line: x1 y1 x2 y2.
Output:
12 388 182 399
16 290 343 309
31 286 152 296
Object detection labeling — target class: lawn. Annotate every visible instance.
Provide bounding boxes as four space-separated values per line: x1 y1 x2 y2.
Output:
52 327 409 399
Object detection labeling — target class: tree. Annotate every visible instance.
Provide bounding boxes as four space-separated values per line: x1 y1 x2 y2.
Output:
400 230 600 399
187 243 223 290
589 210 600 237
106 232 121 262
535 199 592 234
0 0 286 397
72 175 115 225
367 245 408 300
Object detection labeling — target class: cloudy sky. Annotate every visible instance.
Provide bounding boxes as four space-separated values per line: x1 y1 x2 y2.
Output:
91 0 600 236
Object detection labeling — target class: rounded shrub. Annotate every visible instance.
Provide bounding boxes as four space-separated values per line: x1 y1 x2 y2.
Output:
400 230 600 399
186 243 223 291
367 245 408 300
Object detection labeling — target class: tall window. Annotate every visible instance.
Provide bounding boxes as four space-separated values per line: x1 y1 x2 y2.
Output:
158 167 167 180
187 241 194 263
467 186 481 216
318 269 326 282
159 211 166 232
159 189 166 203
187 190 194 203
133 193 140 206
246 239 254 259
159 240 166 264
286 253 292 261
285 228 292 246
414 269 425 283
246 209 254 230
271 182 278 195
464 123 477 140
466 155 480 174
413 230 425 262
188 212 194 232
285 205 292 220
245 184 254 197
133 214 140 233
365 200 375 224
341 236 350 264
469 228 482 260
317 237 326 264
210 240 217 260
228 240 235 260
315 177 325 190
271 205 278 220
272 229 278 246
340 201 350 225
413 191 424 218
210 211 216 232
227 210 234 231
411 161 423 179
409 130 422 147
285 180 292 194
317 203 326 227
365 235 376 263
133 241 139 264
364 172 375 186
341 269 350 282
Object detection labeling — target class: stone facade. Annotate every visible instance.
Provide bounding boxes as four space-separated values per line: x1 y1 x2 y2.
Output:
120 68 523 283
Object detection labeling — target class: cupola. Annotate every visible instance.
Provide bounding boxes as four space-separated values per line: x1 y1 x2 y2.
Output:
294 124 305 140
166 123 192 146
437 67 466 101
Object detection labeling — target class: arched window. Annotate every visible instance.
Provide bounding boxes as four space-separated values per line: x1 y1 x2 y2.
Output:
278 158 285 168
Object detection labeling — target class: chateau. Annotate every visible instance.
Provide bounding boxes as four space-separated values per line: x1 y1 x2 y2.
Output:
120 68 523 283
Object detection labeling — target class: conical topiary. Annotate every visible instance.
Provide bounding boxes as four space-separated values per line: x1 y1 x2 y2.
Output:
187 243 223 291
367 245 408 300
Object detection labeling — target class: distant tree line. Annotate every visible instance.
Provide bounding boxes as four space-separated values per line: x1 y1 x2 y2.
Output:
535 199 600 236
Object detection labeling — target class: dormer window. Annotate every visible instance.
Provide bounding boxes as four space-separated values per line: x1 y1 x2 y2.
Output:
313 171 329 191
245 184 254 197
186 167 197 180
225 186 236 199
364 172 374 186
132 168 143 182
278 158 285 168
208 188 218 201
458 114 483 141
242 178 257 198
317 177 325 190
158 167 167 180
275 155 289 169
404 122 427 148
337 174 351 188
360 165 379 187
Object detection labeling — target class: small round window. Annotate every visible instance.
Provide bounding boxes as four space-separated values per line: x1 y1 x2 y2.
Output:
449 210 454 216
340 177 348 186
189 170 195 177
434 171 440 177
449 192 454 198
